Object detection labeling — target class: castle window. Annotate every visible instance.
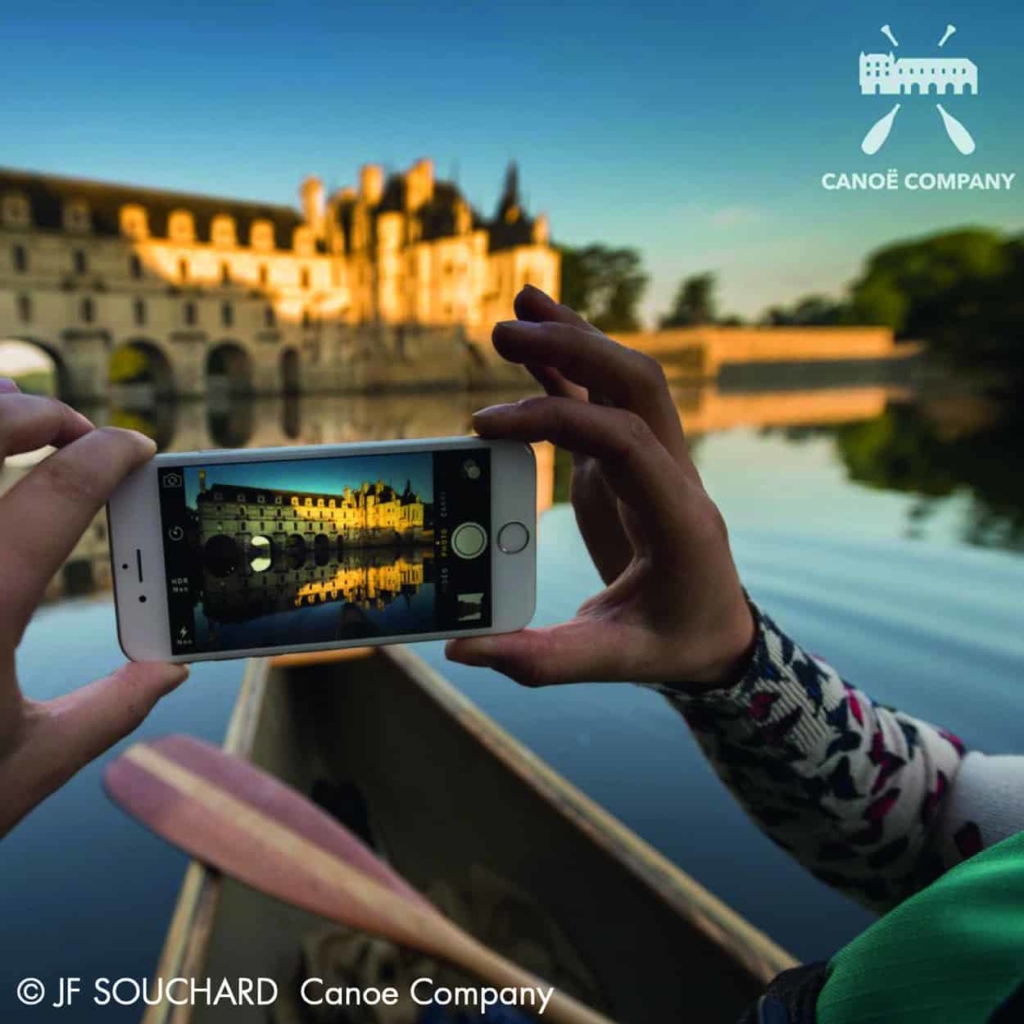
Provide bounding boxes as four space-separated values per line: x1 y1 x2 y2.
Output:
1 193 31 229
221 301 233 327
17 294 31 323
73 249 88 274
300 267 311 289
250 220 275 252
220 261 231 285
168 210 195 244
63 199 91 234
129 253 142 279
179 258 189 282
211 215 237 248
80 297 94 323
258 264 269 287
133 298 146 326
183 301 197 326
120 205 148 240
264 305 276 328
275 495 282 505
302 310 311 329
12 244 27 273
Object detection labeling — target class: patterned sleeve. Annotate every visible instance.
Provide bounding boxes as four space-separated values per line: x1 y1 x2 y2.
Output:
647 603 969 913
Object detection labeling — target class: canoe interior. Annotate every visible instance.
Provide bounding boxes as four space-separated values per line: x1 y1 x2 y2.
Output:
150 648 795 1024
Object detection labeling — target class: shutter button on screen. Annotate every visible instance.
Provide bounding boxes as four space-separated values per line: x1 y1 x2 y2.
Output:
452 522 487 560
497 521 529 554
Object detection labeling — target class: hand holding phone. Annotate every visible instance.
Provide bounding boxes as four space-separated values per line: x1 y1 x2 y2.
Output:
446 286 755 690
108 438 536 662
0 383 188 837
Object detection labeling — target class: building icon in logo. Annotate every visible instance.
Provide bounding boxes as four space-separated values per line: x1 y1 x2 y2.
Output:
859 24 979 156
859 53 978 96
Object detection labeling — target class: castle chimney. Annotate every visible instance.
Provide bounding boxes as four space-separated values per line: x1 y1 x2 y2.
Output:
359 164 385 206
299 176 325 239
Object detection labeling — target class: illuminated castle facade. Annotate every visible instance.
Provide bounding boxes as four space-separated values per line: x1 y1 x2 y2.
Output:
196 476 432 552
0 160 559 400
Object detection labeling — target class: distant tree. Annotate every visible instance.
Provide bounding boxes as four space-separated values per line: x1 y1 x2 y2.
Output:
557 244 649 333
851 228 1008 334
660 273 718 327
763 294 856 326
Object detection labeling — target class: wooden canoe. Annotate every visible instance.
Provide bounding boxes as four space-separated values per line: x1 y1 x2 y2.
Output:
143 646 796 1024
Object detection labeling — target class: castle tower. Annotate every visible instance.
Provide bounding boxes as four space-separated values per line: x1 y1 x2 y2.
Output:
299 176 325 239
359 165 385 207
496 161 521 223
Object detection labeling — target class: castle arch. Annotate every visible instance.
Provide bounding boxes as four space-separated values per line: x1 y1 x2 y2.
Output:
206 341 253 397
108 339 175 402
0 337 71 400
281 347 300 395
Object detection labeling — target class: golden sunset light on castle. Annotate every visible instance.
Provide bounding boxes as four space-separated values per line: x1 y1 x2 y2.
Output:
0 160 559 400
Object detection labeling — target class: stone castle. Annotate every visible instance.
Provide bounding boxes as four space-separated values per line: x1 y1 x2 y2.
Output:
0 160 559 400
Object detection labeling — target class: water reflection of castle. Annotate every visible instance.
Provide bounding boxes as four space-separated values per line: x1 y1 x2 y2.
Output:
200 549 432 624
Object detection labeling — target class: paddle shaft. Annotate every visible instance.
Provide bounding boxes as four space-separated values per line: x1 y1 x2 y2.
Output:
430 920 616 1024
109 740 618 1024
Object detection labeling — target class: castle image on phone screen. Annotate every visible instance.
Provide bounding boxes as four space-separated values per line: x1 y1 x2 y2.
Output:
157 449 491 655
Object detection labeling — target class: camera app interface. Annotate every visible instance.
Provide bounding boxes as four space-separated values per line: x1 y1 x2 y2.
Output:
157 449 491 655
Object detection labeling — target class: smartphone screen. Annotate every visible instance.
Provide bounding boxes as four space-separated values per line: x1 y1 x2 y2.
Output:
156 448 491 656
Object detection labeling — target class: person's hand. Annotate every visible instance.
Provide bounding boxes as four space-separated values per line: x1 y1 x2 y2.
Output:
445 285 755 689
0 380 188 838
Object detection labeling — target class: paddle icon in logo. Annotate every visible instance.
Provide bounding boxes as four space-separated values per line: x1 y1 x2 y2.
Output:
859 24 978 156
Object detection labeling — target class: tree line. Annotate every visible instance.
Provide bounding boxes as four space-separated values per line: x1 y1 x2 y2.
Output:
559 228 1024 383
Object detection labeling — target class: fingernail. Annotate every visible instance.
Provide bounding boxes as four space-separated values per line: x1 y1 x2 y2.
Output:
445 639 496 668
496 320 542 330
129 430 158 452
472 403 514 419
0 378 21 394
521 283 553 302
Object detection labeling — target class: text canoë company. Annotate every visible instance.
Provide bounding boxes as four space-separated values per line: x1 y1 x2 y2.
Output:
822 170 1016 191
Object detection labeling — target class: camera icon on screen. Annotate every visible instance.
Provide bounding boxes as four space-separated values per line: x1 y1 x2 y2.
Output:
162 473 182 488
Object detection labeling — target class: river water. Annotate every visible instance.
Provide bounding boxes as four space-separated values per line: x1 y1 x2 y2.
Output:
2 382 1024 1021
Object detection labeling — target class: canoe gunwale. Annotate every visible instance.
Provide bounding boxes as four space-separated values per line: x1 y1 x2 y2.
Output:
379 645 797 984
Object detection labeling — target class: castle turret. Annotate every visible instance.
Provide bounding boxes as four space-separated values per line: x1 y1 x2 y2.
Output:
299 176 325 240
404 158 435 212
496 161 521 224
359 164 385 207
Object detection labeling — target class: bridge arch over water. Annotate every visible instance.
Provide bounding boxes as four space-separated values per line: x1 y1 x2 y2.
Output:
207 341 254 397
0 336 72 400
108 339 176 403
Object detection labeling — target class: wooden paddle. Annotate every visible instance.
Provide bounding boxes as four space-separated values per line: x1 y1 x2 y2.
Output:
104 735 617 1024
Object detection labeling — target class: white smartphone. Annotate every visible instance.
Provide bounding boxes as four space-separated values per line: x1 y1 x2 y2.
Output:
107 437 536 663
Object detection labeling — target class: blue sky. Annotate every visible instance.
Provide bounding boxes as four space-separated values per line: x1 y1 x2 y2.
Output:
182 452 433 507
2 1 1022 321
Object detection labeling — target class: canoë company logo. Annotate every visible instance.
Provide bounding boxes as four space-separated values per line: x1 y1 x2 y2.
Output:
859 22 977 155
819 22 1016 193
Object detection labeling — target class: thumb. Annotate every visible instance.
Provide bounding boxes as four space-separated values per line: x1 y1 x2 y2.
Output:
446 621 634 687
43 661 190 770
1 662 188 837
